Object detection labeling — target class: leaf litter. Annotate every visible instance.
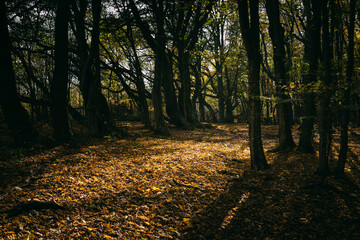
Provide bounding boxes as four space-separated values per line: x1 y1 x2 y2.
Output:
0 122 359 239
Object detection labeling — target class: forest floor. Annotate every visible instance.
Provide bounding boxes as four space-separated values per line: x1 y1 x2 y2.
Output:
0 122 360 239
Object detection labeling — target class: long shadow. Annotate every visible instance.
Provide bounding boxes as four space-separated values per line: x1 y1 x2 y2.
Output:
179 169 278 239
180 151 360 239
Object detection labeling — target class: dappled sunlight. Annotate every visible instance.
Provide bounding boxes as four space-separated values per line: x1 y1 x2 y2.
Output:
219 192 250 230
1 123 360 239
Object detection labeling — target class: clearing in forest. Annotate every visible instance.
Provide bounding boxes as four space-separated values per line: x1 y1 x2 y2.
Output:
0 122 360 239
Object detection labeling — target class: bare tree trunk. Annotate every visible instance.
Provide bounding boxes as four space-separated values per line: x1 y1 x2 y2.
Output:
162 52 191 129
238 0 269 170
0 1 34 145
297 0 321 153
265 0 295 151
316 0 332 176
72 0 110 137
153 0 170 135
191 56 202 122
335 0 356 177
85 0 110 137
51 0 74 143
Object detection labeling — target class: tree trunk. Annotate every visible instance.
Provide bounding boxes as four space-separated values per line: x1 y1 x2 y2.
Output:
85 0 110 137
0 1 34 145
162 51 191 129
51 0 74 143
335 0 356 177
72 0 110 137
238 0 269 170
177 41 199 126
191 56 202 122
129 27 152 129
215 23 225 123
153 51 170 135
266 0 295 151
199 95 205 122
297 0 321 153
225 66 235 123
153 1 170 136
201 96 217 123
316 0 332 176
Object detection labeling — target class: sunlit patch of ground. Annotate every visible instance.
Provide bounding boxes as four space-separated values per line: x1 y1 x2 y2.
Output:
0 122 359 239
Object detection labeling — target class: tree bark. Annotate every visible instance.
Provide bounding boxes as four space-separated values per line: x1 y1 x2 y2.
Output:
216 23 225 123
162 51 191 129
173 0 213 126
153 0 170 135
316 0 332 176
191 56 202 122
297 0 321 153
51 0 74 143
129 0 187 134
265 0 296 151
72 0 110 137
86 0 111 137
0 1 34 145
238 0 269 170
178 43 198 125
335 0 356 177
128 26 152 129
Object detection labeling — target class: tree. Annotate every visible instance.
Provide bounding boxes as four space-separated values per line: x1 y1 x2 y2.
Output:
297 0 321 153
238 0 269 170
316 0 332 176
265 0 296 151
0 0 34 145
72 0 110 137
335 0 356 177
50 0 74 142
170 0 213 125
129 0 178 135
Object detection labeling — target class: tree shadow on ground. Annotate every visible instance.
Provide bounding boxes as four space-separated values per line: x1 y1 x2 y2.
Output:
180 151 360 239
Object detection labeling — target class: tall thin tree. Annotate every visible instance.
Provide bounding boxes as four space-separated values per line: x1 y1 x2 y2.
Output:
335 0 356 177
51 0 74 142
265 0 296 151
316 0 332 176
238 0 269 170
297 0 321 153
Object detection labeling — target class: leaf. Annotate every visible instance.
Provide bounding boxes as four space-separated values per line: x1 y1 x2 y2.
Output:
151 186 160 191
182 218 191 227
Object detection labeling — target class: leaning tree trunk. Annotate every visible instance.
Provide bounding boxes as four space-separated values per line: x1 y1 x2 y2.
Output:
130 29 152 129
266 0 295 151
0 1 34 145
238 0 269 170
297 0 321 153
335 0 356 177
51 0 74 143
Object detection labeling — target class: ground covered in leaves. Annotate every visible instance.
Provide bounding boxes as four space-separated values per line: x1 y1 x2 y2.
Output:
0 122 360 239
